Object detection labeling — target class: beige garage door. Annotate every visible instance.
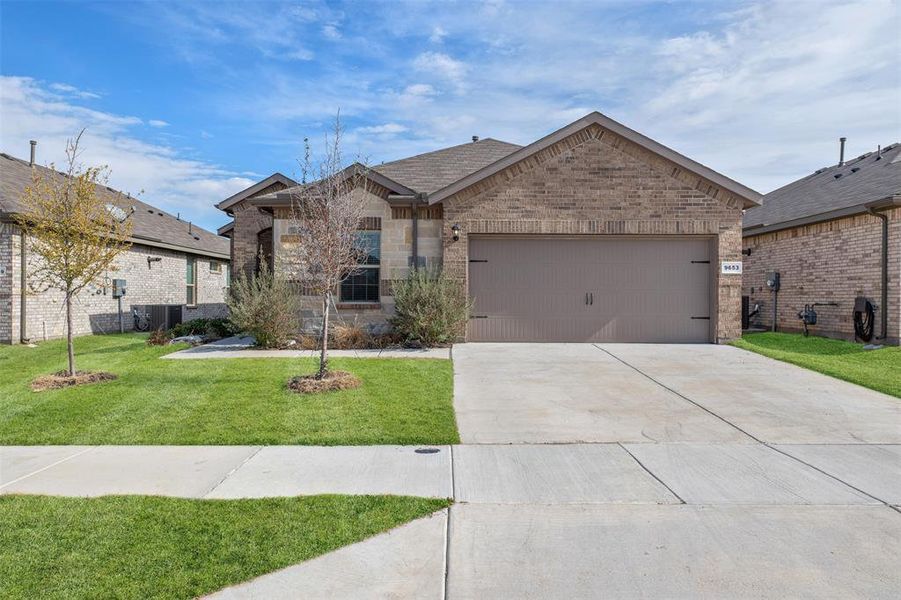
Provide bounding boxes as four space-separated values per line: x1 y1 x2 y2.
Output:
468 237 713 343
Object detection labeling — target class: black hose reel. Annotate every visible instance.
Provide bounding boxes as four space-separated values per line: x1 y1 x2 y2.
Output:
853 297 876 342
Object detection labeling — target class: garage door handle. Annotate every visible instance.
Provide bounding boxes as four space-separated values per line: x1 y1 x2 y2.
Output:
590 293 593 305
691 316 710 320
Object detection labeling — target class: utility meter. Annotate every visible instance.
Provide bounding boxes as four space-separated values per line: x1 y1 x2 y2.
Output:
112 278 127 298
765 271 780 292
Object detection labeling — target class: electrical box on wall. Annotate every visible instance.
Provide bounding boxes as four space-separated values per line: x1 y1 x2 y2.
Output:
112 278 127 298
765 271 780 292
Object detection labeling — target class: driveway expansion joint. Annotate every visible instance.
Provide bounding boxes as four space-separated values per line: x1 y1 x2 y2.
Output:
618 442 686 505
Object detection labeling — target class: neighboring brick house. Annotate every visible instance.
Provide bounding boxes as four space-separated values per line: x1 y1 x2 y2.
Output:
742 142 900 344
220 112 762 343
0 151 231 344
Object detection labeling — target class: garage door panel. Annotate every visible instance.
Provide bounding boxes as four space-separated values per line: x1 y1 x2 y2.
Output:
469 237 711 343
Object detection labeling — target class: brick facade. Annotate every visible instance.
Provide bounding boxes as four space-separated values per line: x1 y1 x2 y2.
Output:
743 208 900 344
441 124 745 343
228 180 291 278
0 227 229 344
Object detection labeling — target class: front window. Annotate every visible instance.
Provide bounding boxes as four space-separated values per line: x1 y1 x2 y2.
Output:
340 231 380 303
186 257 197 306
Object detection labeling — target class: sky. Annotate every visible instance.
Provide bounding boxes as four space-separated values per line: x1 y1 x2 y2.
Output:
1 0 899 232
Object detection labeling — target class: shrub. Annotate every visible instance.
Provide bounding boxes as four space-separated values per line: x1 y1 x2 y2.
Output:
226 260 299 348
146 327 171 346
168 318 237 339
390 268 471 347
331 321 370 349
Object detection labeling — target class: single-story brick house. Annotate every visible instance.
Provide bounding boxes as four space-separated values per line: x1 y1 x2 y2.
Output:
742 142 900 344
218 112 762 343
0 149 231 344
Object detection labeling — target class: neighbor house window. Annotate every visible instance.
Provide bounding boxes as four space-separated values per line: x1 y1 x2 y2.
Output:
209 260 222 273
340 231 380 303
186 257 197 306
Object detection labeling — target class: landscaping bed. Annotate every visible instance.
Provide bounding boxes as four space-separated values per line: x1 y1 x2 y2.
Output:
732 332 901 398
0 334 459 445
0 494 449 600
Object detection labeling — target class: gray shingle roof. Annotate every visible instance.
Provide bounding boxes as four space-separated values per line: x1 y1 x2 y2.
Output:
0 152 229 259
744 143 901 230
372 138 522 194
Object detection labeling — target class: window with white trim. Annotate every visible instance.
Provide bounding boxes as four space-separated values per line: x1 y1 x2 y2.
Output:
186 257 197 306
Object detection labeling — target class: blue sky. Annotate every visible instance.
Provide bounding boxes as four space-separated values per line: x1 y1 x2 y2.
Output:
1 0 898 231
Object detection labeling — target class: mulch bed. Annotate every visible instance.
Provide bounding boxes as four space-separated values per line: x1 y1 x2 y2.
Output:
31 371 118 392
287 370 361 394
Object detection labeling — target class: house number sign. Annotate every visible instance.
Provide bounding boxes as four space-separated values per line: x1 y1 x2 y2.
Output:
721 261 743 275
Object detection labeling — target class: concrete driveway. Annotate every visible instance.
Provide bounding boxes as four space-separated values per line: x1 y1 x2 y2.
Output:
445 343 901 598
453 342 901 444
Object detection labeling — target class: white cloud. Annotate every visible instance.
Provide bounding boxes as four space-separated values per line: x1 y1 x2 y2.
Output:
0 77 253 230
429 26 447 43
48 82 102 100
403 83 436 98
357 123 408 135
148 119 169 128
413 51 468 90
322 23 342 40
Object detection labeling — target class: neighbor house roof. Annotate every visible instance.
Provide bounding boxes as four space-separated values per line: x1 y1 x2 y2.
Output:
0 152 230 259
744 143 901 234
427 112 763 208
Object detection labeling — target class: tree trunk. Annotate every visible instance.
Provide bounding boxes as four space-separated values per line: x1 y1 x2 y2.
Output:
318 290 330 379
65 290 76 376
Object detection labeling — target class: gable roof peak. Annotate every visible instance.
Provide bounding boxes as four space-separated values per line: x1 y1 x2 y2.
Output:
427 111 763 208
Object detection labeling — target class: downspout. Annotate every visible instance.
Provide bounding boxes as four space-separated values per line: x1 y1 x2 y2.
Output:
411 201 419 270
20 228 28 343
867 207 889 340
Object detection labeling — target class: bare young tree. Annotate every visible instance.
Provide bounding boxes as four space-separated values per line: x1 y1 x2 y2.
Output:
17 131 133 376
282 114 371 379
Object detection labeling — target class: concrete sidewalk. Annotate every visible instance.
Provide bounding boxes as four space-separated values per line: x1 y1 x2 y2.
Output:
4 443 897 505
162 336 451 360
4 441 900 599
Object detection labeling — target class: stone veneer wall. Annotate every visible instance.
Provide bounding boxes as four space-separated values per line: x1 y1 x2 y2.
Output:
272 187 443 332
3 231 228 343
440 123 746 343
743 207 900 344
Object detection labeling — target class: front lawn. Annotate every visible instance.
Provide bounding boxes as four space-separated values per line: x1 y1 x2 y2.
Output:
732 332 901 398
0 494 449 600
0 334 458 445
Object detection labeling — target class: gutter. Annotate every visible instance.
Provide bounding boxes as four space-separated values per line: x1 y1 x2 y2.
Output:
743 196 900 237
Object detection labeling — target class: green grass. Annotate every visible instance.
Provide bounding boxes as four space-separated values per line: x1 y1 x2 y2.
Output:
0 494 449 600
732 332 901 398
0 334 459 445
